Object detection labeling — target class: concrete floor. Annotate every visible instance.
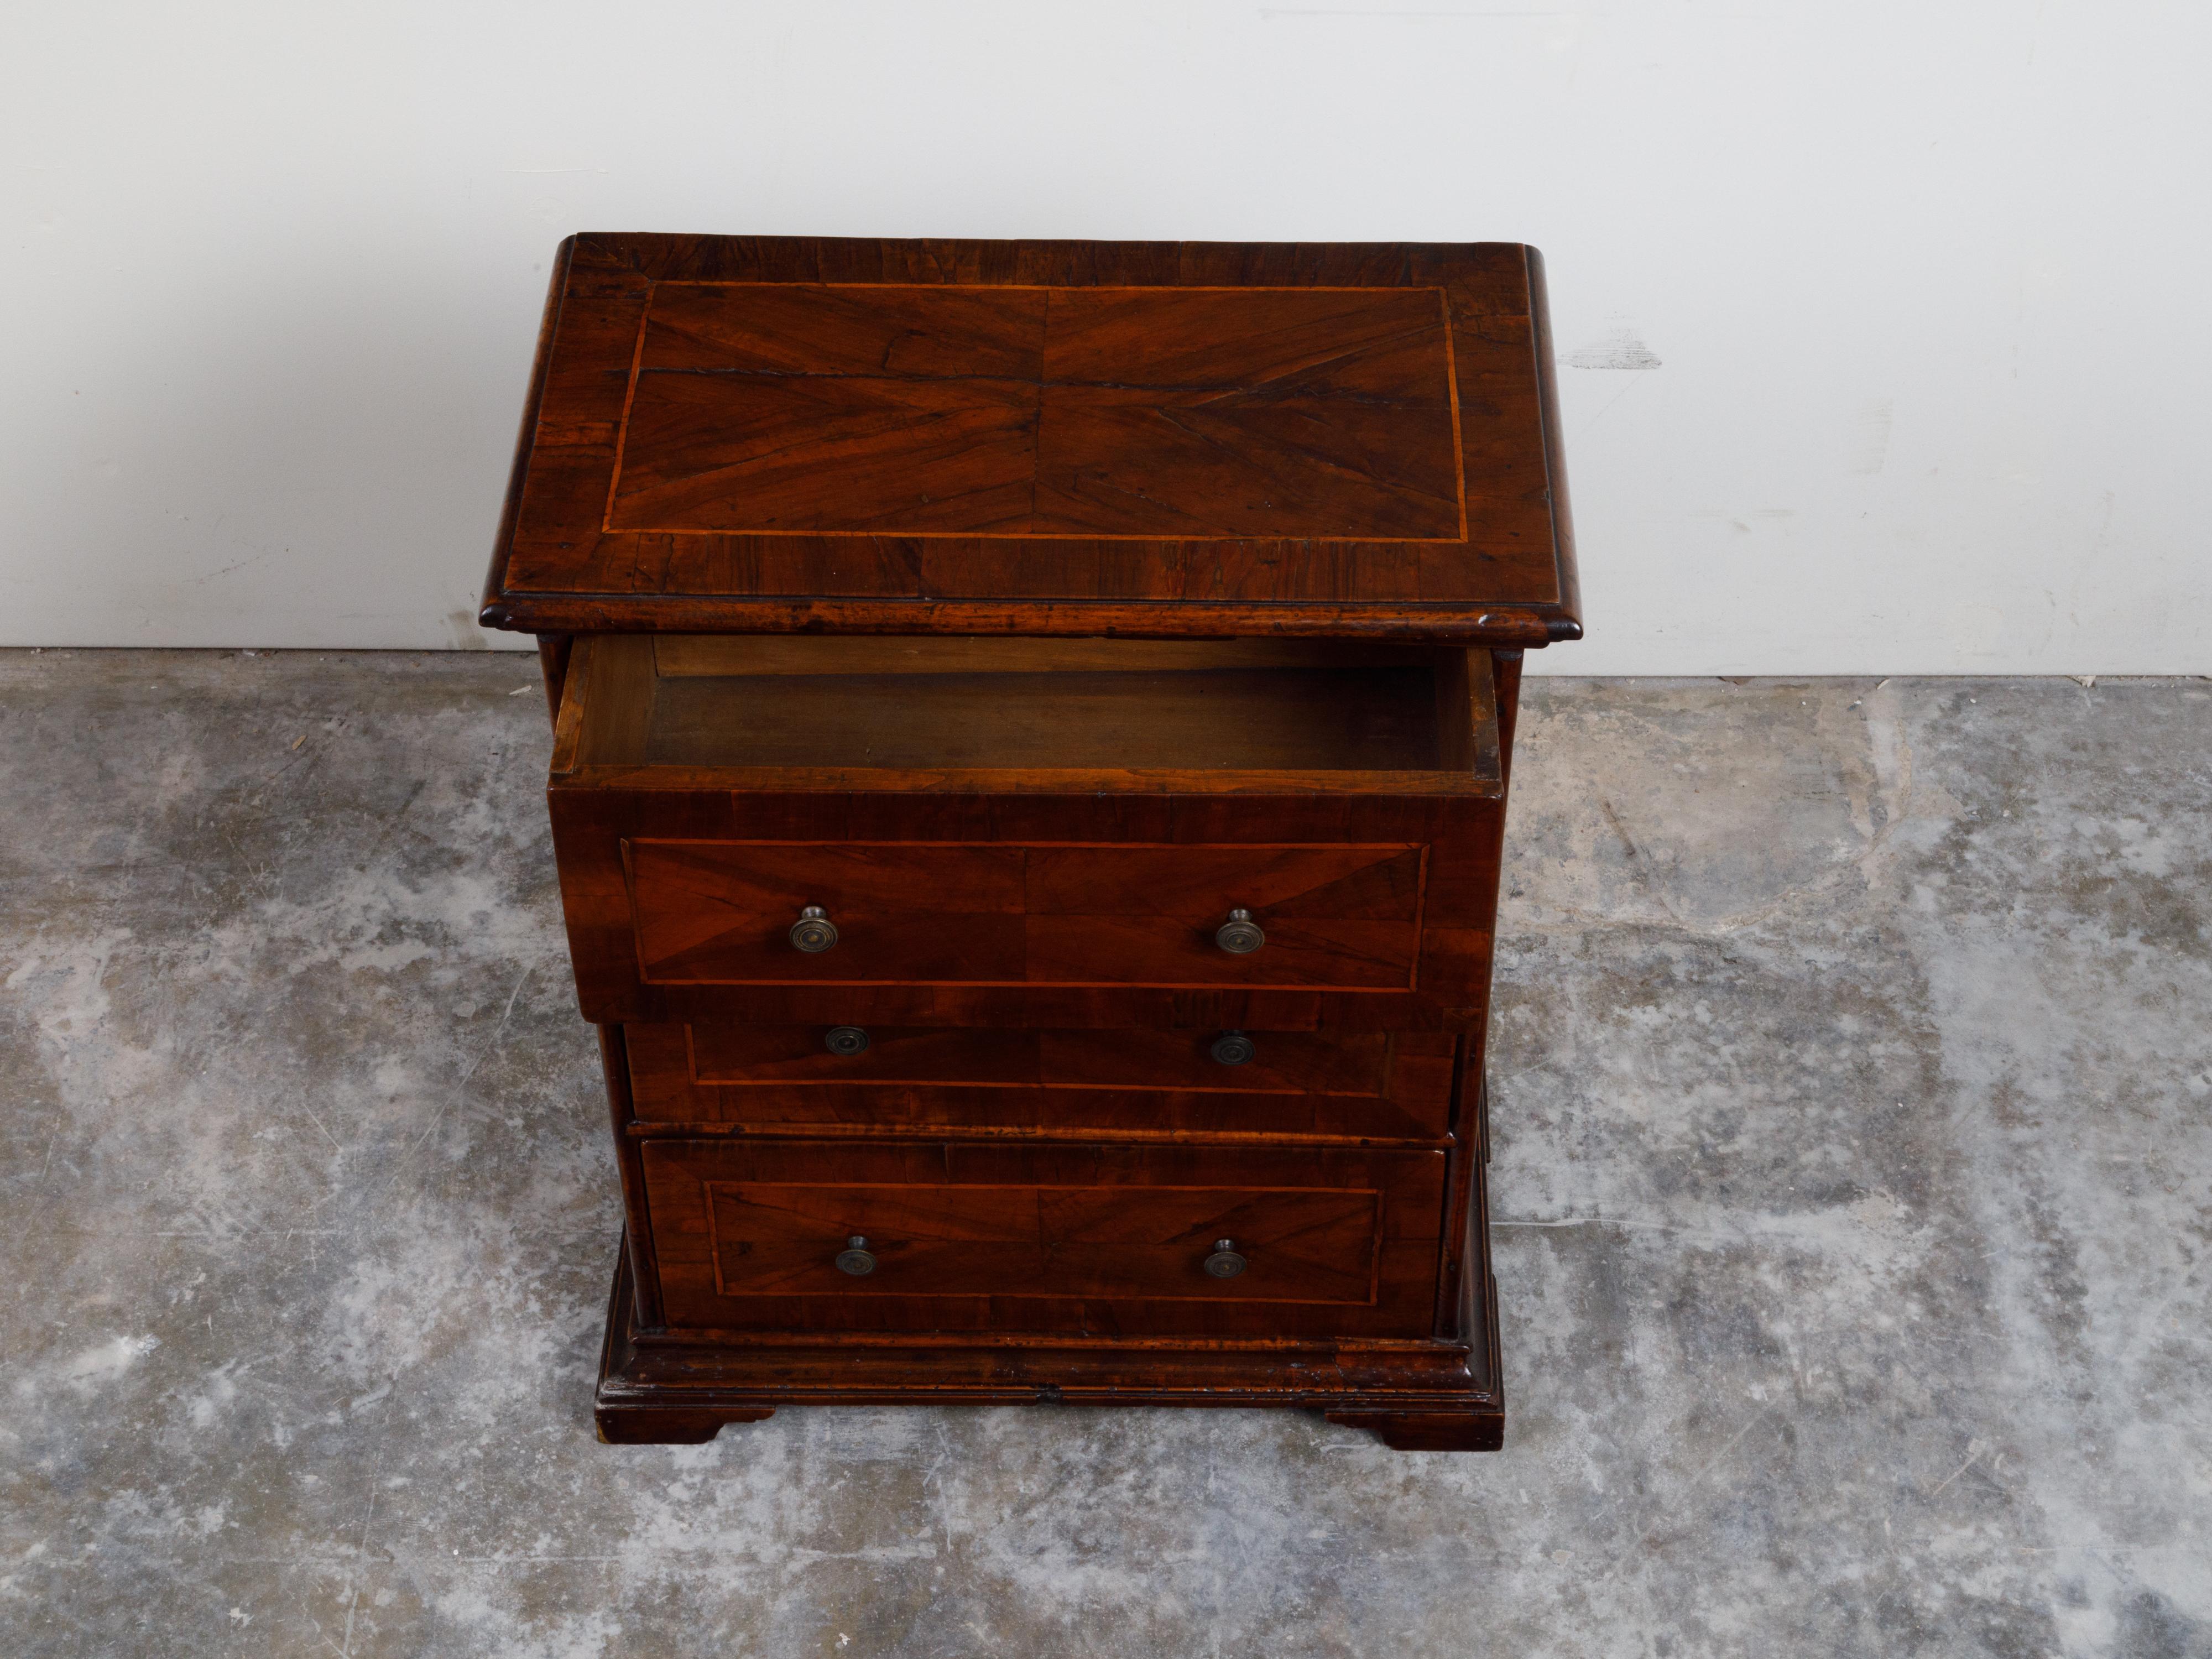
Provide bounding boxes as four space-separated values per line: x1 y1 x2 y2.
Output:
2 651 2208 1657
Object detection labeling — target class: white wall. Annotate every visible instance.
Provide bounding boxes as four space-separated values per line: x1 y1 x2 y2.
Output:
4 1 2206 672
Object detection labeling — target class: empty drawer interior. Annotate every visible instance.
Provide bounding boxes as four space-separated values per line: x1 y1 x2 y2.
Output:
557 635 1500 784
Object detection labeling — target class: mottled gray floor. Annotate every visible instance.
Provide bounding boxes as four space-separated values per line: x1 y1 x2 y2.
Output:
2 651 2207 1657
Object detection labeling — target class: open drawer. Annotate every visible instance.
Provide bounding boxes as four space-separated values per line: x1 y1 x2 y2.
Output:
548 635 1506 1029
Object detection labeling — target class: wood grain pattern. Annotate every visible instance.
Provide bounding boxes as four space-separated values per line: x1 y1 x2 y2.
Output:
479 235 1582 644
641 1139 1445 1338
702 1181 1378 1303
562 634 1496 785
550 637 1503 1027
609 283 1459 540
624 841 1421 990
688 1022 1394 1095
644 667 1449 774
558 799 1496 1029
626 841 1026 985
623 1022 1460 1143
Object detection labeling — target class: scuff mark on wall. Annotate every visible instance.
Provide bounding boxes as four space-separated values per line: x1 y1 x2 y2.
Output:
1853 399 1895 474
1563 322 1662 370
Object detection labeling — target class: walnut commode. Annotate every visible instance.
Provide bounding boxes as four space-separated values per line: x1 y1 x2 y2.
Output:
481 234 1582 1450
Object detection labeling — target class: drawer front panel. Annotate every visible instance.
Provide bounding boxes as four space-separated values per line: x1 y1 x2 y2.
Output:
688 1022 1391 1094
550 785 1503 1027
628 841 1421 989
628 1023 1459 1141
629 843 1026 984
704 1183 1376 1303
642 1140 1447 1337
693 1022 1044 1087
1020 846 1421 988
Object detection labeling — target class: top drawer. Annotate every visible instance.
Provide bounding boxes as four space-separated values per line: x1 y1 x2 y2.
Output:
549 637 1505 1027
626 840 1422 989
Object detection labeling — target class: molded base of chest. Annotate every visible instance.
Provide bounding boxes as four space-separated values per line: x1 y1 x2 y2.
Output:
592 1220 1504 1452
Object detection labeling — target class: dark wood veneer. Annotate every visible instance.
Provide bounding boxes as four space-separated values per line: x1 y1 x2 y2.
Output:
641 1138 1443 1335
481 236 1580 644
547 634 1505 1030
612 284 1462 541
625 1021 1459 1143
493 238 1573 1450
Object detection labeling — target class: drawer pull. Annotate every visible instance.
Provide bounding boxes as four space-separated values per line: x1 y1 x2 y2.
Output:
1210 1031 1256 1066
789 905 839 953
823 1025 871 1057
834 1235 877 1276
1203 1238 1248 1279
1214 908 1265 954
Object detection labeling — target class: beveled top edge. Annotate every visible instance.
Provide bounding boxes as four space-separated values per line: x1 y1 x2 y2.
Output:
566 232 1543 291
478 236 1585 644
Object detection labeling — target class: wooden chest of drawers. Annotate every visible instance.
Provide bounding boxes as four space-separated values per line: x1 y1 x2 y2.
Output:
484 234 1579 1450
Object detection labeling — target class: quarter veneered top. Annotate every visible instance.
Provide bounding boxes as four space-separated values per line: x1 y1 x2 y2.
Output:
481 235 1580 643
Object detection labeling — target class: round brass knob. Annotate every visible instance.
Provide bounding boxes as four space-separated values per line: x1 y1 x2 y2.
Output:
834 1235 877 1276
789 905 839 953
1215 908 1265 954
1210 1031 1256 1066
1203 1238 1248 1279
824 1026 871 1057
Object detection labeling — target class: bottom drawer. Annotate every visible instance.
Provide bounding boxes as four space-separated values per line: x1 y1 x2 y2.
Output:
643 1139 1446 1338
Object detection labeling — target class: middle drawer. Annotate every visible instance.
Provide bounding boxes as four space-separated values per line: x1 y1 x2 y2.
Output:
625 1021 1459 1142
